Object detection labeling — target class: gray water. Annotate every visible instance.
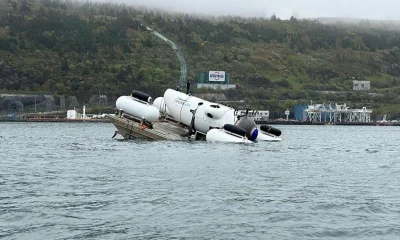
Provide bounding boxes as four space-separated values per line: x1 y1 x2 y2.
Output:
1 122 400 240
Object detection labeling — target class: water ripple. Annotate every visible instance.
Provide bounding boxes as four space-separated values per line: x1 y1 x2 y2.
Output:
1 123 400 239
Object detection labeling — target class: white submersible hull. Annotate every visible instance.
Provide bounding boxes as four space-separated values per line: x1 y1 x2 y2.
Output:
163 89 236 134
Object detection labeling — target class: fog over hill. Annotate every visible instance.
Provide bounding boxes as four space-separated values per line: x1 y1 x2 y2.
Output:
112 0 400 20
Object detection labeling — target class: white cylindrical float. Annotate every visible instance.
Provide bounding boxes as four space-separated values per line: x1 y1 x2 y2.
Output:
206 129 253 143
256 132 283 142
257 125 283 142
163 89 236 133
116 96 160 123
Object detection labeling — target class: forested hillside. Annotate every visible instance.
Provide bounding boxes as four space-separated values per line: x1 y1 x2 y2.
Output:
1 0 400 117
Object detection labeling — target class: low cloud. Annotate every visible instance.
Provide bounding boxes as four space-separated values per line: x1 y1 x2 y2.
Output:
112 0 400 20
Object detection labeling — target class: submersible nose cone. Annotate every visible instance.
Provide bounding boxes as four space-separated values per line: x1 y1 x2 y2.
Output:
236 117 258 140
249 128 258 141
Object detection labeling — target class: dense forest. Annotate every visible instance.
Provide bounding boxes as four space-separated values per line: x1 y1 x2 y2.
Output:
1 0 400 118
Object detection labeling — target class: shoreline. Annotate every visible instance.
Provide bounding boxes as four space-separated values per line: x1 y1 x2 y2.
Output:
255 120 400 126
1 118 398 126
0 118 110 123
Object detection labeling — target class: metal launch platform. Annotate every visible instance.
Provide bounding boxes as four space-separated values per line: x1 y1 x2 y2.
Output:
107 114 188 141
303 103 372 123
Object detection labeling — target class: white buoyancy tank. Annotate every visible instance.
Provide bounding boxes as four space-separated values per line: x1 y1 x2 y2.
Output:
163 89 236 133
256 132 283 142
116 96 160 122
206 129 253 143
153 97 173 116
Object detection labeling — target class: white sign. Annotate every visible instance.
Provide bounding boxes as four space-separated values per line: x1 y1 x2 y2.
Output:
209 71 226 82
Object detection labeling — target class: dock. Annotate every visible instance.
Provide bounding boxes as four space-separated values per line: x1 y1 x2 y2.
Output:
255 120 325 125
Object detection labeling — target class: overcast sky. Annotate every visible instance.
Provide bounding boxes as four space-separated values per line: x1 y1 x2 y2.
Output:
112 0 400 20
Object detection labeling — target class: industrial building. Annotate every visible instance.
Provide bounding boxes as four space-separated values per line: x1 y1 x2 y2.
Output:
353 80 371 91
295 103 372 123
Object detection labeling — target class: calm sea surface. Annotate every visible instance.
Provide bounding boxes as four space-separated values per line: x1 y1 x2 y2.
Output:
1 122 400 240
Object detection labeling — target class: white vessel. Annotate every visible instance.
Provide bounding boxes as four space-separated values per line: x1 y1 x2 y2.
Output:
163 89 236 134
111 88 283 143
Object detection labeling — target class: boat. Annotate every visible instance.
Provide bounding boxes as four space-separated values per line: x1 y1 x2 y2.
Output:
109 87 283 143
